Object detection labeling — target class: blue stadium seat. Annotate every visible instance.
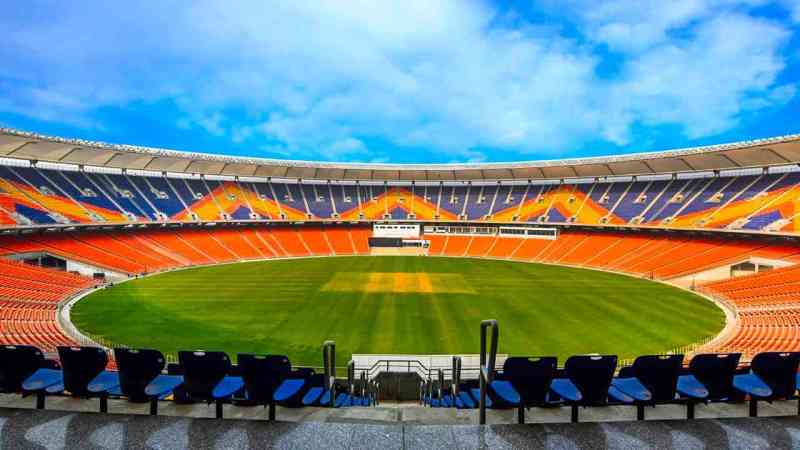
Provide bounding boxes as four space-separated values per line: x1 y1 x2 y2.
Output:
469 383 492 408
733 352 800 417
237 353 310 420
301 373 328 406
0 345 48 395
677 353 741 419
550 355 618 423
88 348 179 415
273 367 314 405
613 354 683 420
23 346 110 412
169 351 244 419
488 356 557 423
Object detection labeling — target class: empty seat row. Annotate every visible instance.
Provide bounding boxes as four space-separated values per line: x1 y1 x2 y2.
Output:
0 342 374 420
0 226 373 275
476 320 800 424
3 167 800 229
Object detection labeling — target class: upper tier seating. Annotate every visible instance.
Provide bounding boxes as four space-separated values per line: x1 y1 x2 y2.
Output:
3 165 800 233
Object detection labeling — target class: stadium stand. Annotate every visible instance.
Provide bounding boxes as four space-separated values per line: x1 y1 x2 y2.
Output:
4 163 800 233
0 259 94 353
8 340 374 418
474 320 800 424
3 337 796 424
1 222 800 358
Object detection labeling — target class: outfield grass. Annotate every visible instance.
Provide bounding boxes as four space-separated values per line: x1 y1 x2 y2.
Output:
71 256 725 367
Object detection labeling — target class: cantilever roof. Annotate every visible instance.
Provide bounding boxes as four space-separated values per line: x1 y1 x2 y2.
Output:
1 127 799 182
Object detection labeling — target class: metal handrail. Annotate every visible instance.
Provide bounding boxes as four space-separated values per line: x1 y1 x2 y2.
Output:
359 359 434 380
479 319 499 425
452 356 462 396
347 360 356 396
322 340 336 407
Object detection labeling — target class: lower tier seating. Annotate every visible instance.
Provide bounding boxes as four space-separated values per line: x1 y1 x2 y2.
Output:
1 226 798 360
0 259 93 352
425 231 800 359
0 226 371 354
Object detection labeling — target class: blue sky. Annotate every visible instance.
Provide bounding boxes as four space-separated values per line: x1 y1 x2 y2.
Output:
1 0 799 164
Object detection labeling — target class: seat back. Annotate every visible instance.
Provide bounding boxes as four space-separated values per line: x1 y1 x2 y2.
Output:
237 354 291 404
564 355 617 405
306 373 326 388
630 354 683 403
689 353 741 401
178 351 231 399
0 345 45 393
57 346 108 396
114 348 166 401
750 352 800 399
502 356 557 406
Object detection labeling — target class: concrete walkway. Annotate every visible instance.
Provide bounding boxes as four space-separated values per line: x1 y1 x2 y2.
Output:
3 406 800 449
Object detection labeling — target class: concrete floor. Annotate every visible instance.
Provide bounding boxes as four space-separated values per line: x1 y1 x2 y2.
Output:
3 405 800 449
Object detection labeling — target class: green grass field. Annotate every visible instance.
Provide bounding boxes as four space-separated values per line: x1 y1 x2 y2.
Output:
71 256 724 366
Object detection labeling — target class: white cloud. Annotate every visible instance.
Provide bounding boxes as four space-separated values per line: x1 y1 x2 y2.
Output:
328 138 367 157
573 0 770 52
610 13 793 140
0 0 796 160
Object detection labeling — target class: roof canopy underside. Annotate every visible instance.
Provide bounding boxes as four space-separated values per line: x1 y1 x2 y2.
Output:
1 128 799 181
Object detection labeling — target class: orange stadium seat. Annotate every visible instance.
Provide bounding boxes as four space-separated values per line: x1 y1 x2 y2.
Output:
486 237 523 259
269 228 312 257
465 235 497 257
509 238 553 260
325 228 357 255
175 229 238 262
301 227 334 255
237 228 278 258
557 232 617 266
0 260 92 352
425 234 447 256
441 235 471 257
348 228 371 254
137 230 214 266
213 228 262 260
28 234 146 274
